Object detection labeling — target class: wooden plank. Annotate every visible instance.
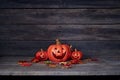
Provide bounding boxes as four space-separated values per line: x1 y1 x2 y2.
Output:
0 0 120 9
0 25 120 41
0 41 120 56
0 56 120 75
0 9 120 24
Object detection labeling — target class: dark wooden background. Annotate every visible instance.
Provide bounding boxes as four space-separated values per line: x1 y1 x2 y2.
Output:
0 0 120 57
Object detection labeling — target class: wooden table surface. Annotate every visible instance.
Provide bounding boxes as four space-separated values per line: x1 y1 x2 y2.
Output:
0 56 119 76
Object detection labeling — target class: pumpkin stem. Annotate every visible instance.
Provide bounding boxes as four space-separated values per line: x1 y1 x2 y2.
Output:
75 48 77 52
56 38 61 45
70 45 72 48
40 49 43 52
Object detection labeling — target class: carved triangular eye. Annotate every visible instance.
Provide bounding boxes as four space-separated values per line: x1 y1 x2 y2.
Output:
55 48 57 50
58 51 60 53
62 48 64 50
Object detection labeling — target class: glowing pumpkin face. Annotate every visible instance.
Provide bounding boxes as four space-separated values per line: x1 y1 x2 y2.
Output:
35 49 48 61
71 49 83 60
47 39 71 62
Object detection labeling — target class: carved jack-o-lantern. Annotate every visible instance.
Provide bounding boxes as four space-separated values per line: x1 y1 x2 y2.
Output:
71 49 83 60
47 39 71 62
35 49 48 61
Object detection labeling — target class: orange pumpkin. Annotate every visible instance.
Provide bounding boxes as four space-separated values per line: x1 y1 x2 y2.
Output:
71 49 83 60
35 49 48 61
47 39 71 62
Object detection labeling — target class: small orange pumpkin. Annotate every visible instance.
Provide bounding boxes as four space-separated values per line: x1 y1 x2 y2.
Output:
71 49 83 60
47 39 71 62
35 49 48 61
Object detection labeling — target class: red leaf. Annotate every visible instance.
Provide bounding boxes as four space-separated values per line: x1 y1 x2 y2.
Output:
18 61 32 67
60 62 72 69
31 58 40 63
47 63 57 68
70 59 79 64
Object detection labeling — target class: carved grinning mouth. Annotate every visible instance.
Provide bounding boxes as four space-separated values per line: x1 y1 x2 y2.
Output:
74 56 79 59
52 52 66 59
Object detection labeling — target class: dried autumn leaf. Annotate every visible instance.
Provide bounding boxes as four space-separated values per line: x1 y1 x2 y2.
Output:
59 62 72 69
61 64 72 69
59 62 67 65
18 61 32 67
70 59 80 64
44 61 52 64
78 60 85 64
47 63 57 68
31 58 40 63
83 58 92 63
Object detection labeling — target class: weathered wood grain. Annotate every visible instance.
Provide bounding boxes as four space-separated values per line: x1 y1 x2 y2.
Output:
0 41 120 56
0 9 120 24
0 0 119 76
0 25 120 41
0 0 120 9
0 56 119 75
